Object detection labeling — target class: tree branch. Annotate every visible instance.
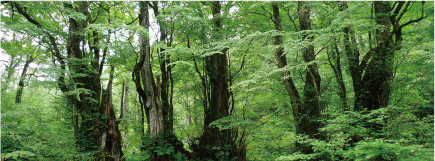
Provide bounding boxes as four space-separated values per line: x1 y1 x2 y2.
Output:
396 2 411 23
261 6 275 23
126 16 139 25
399 1 425 29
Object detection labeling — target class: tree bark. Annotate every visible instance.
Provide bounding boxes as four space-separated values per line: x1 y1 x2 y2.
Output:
343 1 397 111
123 79 129 148
272 2 322 155
12 1 125 159
271 2 302 133
332 1 350 111
135 2 169 160
361 1 393 111
195 1 239 160
15 55 33 103
100 66 124 161
298 3 322 140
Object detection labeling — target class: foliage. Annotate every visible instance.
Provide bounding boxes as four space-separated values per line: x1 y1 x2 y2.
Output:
277 106 434 161
1 1 433 160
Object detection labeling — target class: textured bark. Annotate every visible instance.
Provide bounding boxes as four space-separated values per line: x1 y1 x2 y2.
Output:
100 66 124 161
361 1 393 111
151 1 174 134
63 2 101 154
14 1 124 159
15 55 33 103
298 2 322 126
139 2 164 138
195 1 239 160
271 3 302 132
134 2 169 161
272 2 322 156
342 1 396 111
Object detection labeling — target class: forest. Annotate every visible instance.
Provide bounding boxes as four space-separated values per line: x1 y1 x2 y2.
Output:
0 1 434 161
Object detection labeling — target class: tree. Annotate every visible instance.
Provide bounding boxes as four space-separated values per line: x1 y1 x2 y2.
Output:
1 1 432 161
14 54 33 103
271 1 322 155
344 1 427 111
11 1 124 159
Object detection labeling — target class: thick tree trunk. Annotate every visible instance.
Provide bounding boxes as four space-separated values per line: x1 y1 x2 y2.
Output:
63 2 124 159
135 2 169 161
15 55 33 103
272 2 324 155
139 2 164 138
195 1 239 160
343 1 394 111
13 2 125 158
272 2 323 156
361 1 393 111
152 2 175 134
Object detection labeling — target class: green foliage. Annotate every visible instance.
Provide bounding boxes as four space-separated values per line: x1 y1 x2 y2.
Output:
1 87 78 160
1 1 433 161
2 151 36 161
277 106 434 161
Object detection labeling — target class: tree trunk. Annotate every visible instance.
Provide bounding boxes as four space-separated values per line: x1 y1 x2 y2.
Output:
100 66 124 161
195 1 239 160
15 55 33 103
272 2 322 156
361 1 393 111
185 96 192 145
271 2 302 133
298 2 322 141
343 1 394 111
2 55 20 91
328 43 348 110
331 1 349 111
120 82 125 120
63 2 124 159
135 2 168 160
123 79 130 148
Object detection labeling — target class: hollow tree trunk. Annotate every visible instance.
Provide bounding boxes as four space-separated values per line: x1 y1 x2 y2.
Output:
63 2 124 159
100 66 124 161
